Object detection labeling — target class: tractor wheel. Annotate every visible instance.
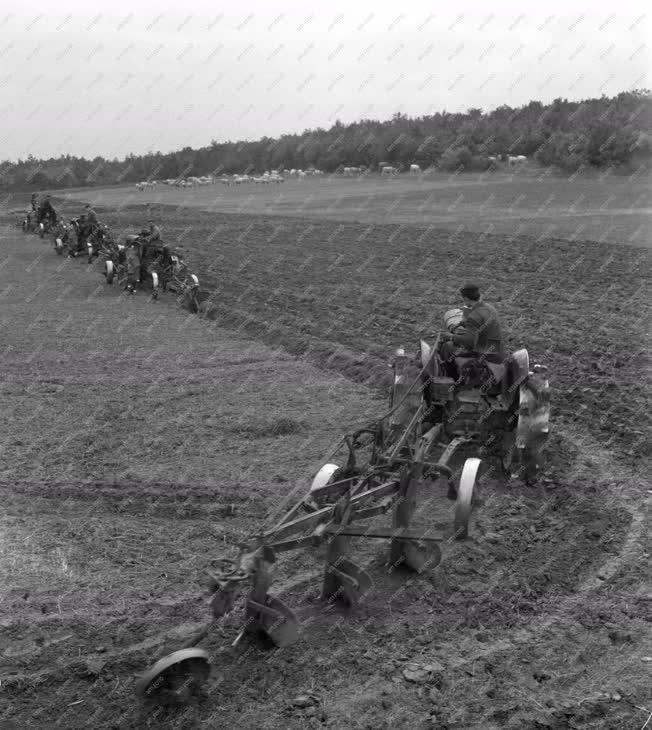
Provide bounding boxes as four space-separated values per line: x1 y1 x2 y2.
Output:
135 648 210 705
55 238 63 255
454 457 481 540
105 260 114 284
39 223 44 238
151 272 159 299
87 246 93 264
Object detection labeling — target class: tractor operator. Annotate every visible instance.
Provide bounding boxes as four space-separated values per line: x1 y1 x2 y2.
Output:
80 204 99 256
444 284 505 359
138 220 162 281
71 214 86 256
38 195 57 225
82 203 98 236
84 203 98 230
145 219 161 243
440 284 506 389
138 219 162 257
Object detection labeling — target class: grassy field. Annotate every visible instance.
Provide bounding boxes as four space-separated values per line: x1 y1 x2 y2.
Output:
34 169 652 247
1 170 651 729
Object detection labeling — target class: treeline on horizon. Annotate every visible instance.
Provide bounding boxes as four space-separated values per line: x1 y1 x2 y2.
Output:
2 90 651 191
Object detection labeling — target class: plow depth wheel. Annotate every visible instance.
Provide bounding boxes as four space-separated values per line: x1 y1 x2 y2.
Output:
454 457 481 540
105 260 114 284
151 271 159 299
55 238 63 255
135 648 210 704
306 462 341 510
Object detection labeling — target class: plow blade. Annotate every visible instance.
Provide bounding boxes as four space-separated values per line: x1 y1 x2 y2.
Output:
246 595 300 648
210 584 237 618
396 540 442 573
322 558 372 606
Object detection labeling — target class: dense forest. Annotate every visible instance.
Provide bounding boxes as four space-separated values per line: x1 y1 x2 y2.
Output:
2 91 650 191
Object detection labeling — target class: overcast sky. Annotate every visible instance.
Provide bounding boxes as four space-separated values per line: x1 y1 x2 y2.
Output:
1 0 649 162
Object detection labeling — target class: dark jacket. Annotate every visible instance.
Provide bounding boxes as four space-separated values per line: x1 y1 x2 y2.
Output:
147 225 161 242
452 300 505 358
39 200 57 223
85 208 98 227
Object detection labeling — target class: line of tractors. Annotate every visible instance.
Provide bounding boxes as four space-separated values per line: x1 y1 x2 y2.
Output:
21 204 200 303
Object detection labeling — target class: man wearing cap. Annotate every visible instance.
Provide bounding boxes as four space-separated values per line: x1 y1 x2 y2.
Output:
145 219 161 242
38 195 57 226
138 220 162 256
82 203 98 240
84 203 98 229
447 284 505 359
138 220 162 281
439 284 506 391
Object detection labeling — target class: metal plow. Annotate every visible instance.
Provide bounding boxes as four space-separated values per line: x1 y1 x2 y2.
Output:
135 447 450 704
137 408 478 702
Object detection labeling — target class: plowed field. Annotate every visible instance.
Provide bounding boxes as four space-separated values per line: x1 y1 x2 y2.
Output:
1 173 650 730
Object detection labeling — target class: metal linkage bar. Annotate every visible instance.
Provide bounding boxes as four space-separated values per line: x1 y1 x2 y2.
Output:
324 525 443 542
262 480 400 542
387 403 425 461
350 495 397 520
390 458 452 479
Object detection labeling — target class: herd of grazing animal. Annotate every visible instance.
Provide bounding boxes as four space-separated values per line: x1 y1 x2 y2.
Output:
135 177 216 190
132 154 529 192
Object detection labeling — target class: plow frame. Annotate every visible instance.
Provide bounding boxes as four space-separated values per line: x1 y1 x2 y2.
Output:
136 371 478 702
